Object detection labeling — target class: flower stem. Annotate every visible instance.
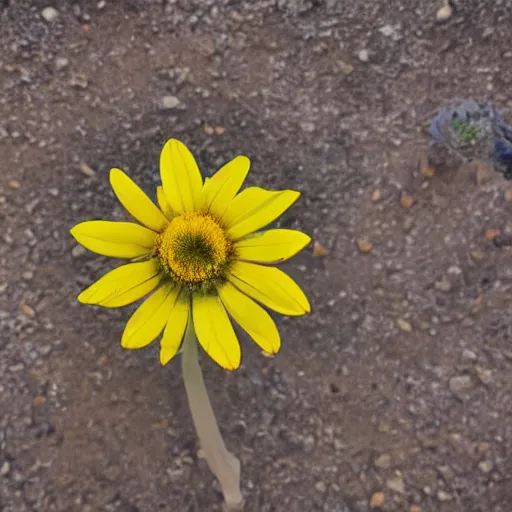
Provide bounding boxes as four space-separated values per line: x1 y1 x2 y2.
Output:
181 320 244 511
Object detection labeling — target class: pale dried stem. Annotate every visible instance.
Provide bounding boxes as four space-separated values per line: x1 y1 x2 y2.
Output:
181 322 244 511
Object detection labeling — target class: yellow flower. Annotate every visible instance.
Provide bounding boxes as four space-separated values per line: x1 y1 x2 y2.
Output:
70 139 310 370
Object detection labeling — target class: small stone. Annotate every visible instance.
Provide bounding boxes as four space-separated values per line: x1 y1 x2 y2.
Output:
97 0 106 9
8 179 21 189
435 278 452 292
370 492 385 508
39 344 52 356
386 473 405 494
397 318 412 332
476 366 492 385
485 229 499 241
358 49 369 62
423 166 435 178
70 73 88 88
504 189 512 202
477 442 490 453
302 435 315 454
357 239 373 253
371 189 381 202
55 57 69 71
437 490 452 502
400 192 414 209
374 453 391 469
315 481 327 493
471 251 487 262
21 303 35 317
79 161 96 177
71 245 86 258
313 241 329 257
482 27 494 38
338 60 354 75
378 24 401 41
449 375 472 393
161 95 181 110
0 461 10 476
41 6 59 22
461 349 477 362
300 122 315 133
478 460 493 473
33 395 47 406
410 506 423 512
22 271 33 280
436 3 453 23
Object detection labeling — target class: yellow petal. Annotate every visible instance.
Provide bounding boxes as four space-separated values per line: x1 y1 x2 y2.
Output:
235 229 311 263
219 282 280 355
109 168 168 232
78 259 161 308
223 187 300 240
192 294 241 370
203 155 250 218
70 220 156 258
160 138 204 214
229 261 310 316
121 283 177 349
156 186 173 218
160 289 190 365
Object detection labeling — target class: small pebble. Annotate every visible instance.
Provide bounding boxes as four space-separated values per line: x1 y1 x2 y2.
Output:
357 239 373 253
300 122 315 133
449 375 472 393
358 49 369 62
97 0 106 9
386 473 405 494
478 460 493 473
397 318 412 332
71 245 86 257
161 96 181 110
371 189 381 202
55 57 69 71
313 241 329 257
410 506 423 512
315 481 327 493
400 192 414 209
22 271 33 280
79 161 96 177
374 453 391 469
0 461 10 476
437 490 452 502
20 304 35 317
461 349 477 362
370 492 385 508
436 3 453 23
8 180 20 189
41 6 59 22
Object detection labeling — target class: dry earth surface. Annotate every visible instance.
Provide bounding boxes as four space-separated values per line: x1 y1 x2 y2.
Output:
1 1 512 511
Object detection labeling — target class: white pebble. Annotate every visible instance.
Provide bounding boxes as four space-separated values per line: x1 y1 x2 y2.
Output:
436 3 453 23
358 49 369 62
41 6 59 22
161 96 181 109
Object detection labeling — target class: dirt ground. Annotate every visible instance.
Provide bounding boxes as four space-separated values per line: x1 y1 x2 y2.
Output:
2 1 512 511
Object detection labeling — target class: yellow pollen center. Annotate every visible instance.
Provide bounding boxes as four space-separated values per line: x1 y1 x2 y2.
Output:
156 212 231 285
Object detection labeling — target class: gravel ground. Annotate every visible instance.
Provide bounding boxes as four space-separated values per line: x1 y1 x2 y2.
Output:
1 1 512 511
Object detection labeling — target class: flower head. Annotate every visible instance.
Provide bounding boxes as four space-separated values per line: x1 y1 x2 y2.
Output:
70 139 311 370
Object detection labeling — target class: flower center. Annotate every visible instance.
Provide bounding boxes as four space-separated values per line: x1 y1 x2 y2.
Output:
156 212 231 285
